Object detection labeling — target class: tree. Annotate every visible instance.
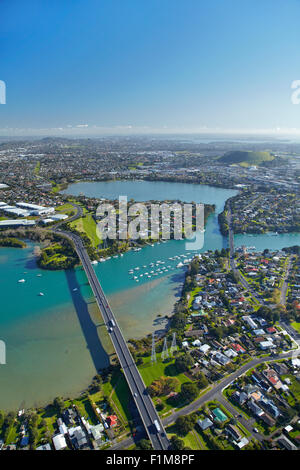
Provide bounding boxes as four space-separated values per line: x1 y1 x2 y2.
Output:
175 415 195 436
137 439 152 450
0 411 4 428
53 396 65 415
148 376 179 397
197 372 209 390
180 383 199 403
170 435 185 450
171 312 186 331
175 353 194 372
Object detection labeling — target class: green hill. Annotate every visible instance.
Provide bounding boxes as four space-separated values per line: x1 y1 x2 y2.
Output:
219 150 274 166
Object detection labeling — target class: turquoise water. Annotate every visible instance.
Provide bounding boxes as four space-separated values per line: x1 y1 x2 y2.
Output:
0 180 299 410
62 180 234 213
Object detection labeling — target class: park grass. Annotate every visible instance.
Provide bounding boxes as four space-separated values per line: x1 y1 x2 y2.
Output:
291 322 300 333
138 353 193 414
110 373 132 423
70 212 100 248
138 353 191 388
34 161 40 175
166 429 203 450
99 369 132 424
187 287 201 308
281 374 300 405
55 203 76 215
5 422 18 445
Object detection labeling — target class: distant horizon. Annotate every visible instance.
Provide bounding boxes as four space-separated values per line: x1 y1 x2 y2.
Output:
1 128 300 140
1 0 300 136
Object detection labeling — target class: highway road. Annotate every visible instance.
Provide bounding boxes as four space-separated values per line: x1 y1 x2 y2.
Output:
54 218 170 451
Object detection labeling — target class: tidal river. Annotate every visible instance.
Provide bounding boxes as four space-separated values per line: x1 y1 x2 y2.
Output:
0 181 299 410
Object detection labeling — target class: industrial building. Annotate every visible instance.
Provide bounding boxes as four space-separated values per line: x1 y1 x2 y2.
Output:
0 219 36 227
16 202 55 216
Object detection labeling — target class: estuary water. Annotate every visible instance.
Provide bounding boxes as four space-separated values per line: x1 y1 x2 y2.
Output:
0 180 299 410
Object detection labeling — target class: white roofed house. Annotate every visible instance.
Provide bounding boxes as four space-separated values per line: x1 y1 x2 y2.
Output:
199 344 210 354
259 340 275 350
52 433 67 450
242 315 258 329
36 443 52 450
197 417 213 430
90 423 105 446
224 348 238 358
213 351 231 366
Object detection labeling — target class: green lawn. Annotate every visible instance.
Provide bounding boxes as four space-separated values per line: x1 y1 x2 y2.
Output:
291 322 300 333
167 429 203 450
138 353 191 388
138 353 193 414
70 213 101 248
100 369 132 425
55 203 76 215
34 161 40 175
281 374 300 405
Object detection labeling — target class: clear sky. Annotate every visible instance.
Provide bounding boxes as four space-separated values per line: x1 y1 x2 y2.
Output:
1 0 300 136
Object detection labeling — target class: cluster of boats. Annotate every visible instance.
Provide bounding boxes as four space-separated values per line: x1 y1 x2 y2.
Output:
128 253 196 282
98 253 125 262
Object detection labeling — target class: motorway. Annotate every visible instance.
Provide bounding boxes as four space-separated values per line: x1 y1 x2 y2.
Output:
54 217 170 451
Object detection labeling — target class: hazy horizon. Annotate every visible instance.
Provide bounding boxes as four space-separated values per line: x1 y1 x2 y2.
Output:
1 0 300 137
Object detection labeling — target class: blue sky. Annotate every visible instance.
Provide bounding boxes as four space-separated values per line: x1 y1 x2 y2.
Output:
1 0 300 136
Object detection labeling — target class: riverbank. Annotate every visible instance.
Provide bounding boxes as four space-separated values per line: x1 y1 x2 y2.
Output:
0 237 27 248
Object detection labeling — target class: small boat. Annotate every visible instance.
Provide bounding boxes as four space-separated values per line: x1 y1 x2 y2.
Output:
38 292 44 296
18 279 26 283
73 288 78 292
91 260 98 265
37 274 42 277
